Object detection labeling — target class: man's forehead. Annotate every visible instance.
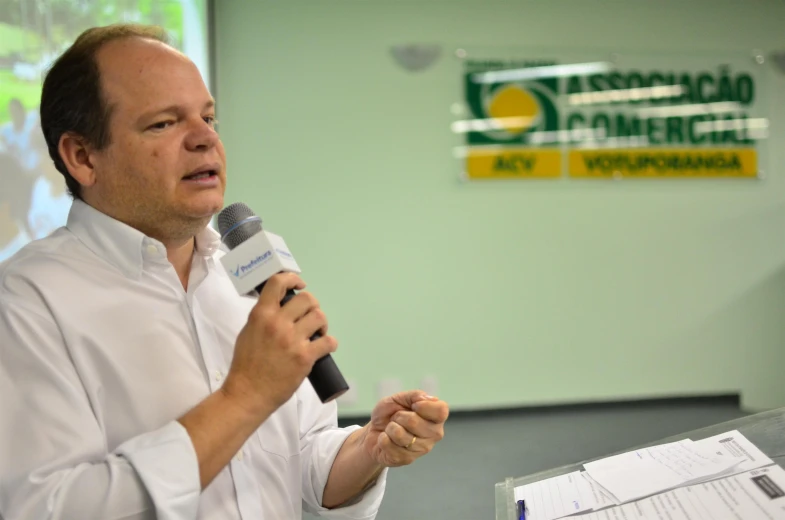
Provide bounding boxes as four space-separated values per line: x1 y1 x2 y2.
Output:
98 36 185 69
97 37 203 102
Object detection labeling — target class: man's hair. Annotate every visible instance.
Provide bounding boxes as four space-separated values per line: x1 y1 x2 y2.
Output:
39 24 170 200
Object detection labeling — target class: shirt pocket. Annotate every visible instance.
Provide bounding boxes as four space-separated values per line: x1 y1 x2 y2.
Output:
253 396 300 460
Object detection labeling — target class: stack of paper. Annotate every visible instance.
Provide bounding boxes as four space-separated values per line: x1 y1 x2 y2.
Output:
696 429 773 475
583 438 741 503
513 430 776 520
512 471 595 520
513 471 618 520
574 465 785 520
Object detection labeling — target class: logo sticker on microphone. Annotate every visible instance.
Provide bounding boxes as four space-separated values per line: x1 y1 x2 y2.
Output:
232 250 273 278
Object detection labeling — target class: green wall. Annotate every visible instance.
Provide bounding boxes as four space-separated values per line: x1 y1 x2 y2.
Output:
214 0 785 416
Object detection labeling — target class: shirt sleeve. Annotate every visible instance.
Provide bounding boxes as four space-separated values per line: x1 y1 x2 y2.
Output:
0 295 201 520
297 386 388 519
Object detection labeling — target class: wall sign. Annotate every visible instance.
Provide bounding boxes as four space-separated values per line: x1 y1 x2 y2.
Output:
457 51 767 180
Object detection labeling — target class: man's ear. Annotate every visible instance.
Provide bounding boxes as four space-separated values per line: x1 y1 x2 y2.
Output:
58 132 98 189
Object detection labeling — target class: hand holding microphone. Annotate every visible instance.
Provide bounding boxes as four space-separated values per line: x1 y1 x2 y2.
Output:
216 203 349 407
226 271 338 412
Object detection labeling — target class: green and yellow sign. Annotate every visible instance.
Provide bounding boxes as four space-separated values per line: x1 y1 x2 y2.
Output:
461 55 765 180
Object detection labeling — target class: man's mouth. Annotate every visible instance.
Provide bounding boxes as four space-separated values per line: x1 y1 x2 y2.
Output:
183 169 218 181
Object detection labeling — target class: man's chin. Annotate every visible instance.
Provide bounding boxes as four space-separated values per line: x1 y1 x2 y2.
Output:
186 194 225 219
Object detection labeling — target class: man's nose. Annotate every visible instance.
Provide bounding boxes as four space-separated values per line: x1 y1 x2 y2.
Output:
185 118 219 151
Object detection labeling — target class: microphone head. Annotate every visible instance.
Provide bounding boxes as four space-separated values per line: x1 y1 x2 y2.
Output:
217 202 263 250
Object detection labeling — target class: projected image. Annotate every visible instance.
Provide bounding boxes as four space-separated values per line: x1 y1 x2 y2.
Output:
0 0 210 262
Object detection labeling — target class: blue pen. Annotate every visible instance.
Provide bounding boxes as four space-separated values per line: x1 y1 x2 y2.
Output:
517 499 526 520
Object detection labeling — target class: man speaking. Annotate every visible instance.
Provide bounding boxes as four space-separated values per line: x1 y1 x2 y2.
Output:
0 24 448 519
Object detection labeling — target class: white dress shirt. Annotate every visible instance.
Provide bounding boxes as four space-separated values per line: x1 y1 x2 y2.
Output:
0 200 386 520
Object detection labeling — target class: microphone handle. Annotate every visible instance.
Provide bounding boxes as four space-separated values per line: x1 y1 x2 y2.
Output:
254 283 350 403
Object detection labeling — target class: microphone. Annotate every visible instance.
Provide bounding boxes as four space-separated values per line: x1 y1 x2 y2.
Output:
216 202 349 403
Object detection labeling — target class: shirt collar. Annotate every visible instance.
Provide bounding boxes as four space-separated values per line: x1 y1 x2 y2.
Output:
66 199 222 280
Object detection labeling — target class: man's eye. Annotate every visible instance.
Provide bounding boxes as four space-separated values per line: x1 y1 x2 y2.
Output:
149 121 174 130
204 116 218 128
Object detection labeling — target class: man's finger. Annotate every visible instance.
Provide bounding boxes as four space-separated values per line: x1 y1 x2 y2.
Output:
309 334 338 361
371 390 440 427
412 399 449 423
294 308 328 341
391 410 444 441
257 273 306 307
280 291 319 323
377 432 417 466
390 390 436 410
384 420 415 448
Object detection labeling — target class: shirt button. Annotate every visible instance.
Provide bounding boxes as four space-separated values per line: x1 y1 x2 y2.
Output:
235 450 244 462
146 245 157 255
214 371 223 382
